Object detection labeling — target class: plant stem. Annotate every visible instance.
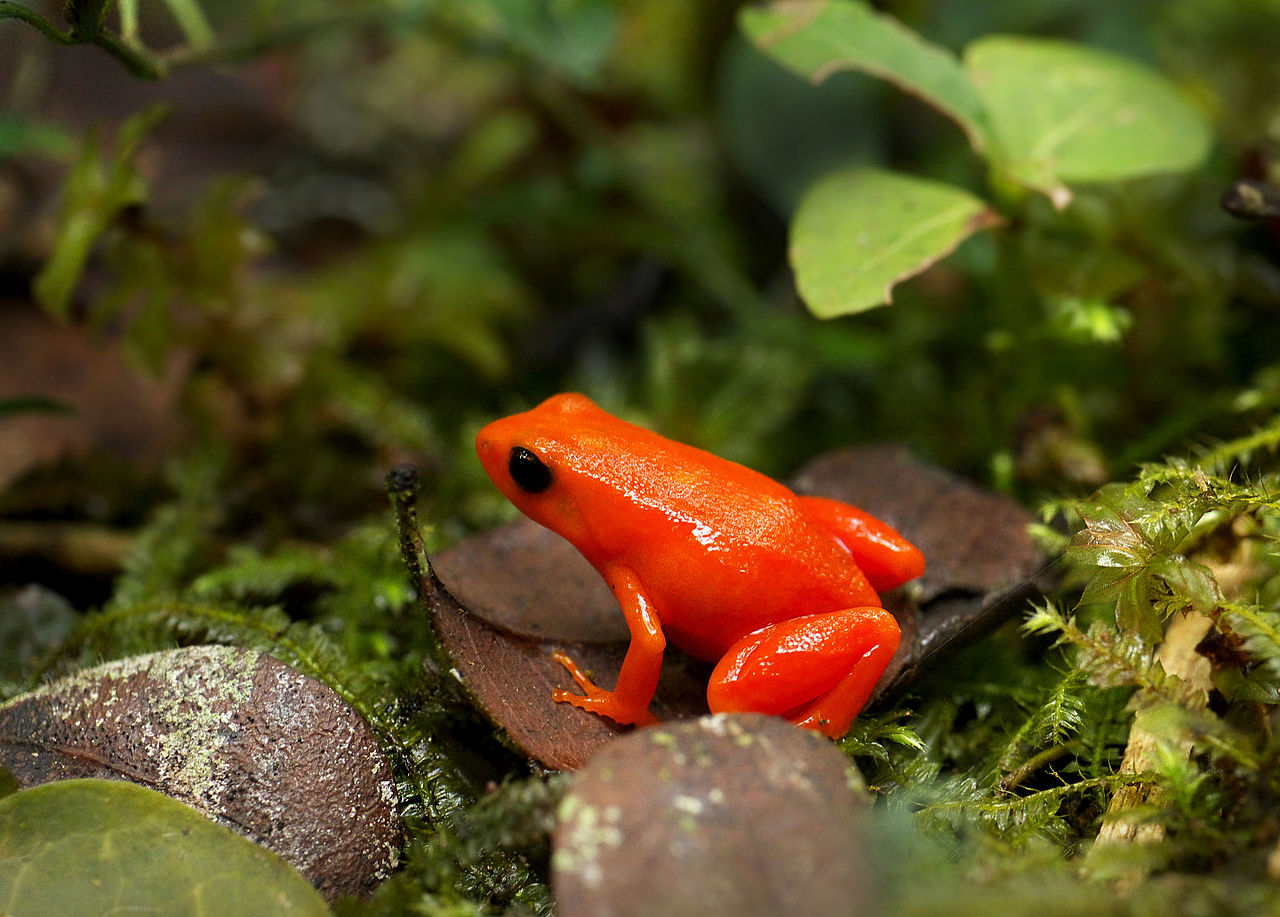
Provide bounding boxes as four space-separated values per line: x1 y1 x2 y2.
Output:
0 0 69 43
999 743 1073 792
384 463 454 675
93 28 165 78
0 0 166 78
1086 609 1214 883
386 463 432 594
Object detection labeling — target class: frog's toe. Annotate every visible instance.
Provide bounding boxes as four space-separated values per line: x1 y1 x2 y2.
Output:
552 649 600 693
555 689 646 725
552 685 657 727
550 650 658 726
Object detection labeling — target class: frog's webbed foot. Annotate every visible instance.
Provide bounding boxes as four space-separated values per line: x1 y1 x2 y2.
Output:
552 650 659 727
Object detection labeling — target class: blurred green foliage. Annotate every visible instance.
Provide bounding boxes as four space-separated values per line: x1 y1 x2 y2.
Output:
3 0 1280 913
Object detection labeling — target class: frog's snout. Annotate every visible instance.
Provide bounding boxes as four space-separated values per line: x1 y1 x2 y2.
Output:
475 428 496 478
476 424 518 492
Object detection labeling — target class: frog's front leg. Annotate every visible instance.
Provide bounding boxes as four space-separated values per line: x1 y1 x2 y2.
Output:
552 564 663 727
705 606 900 739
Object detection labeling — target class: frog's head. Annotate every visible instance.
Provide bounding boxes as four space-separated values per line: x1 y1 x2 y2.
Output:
475 393 602 545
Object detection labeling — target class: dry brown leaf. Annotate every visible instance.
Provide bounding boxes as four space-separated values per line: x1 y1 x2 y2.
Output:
420 446 1049 769
0 645 400 901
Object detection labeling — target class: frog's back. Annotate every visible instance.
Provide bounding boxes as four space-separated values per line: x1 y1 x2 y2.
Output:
544 406 881 658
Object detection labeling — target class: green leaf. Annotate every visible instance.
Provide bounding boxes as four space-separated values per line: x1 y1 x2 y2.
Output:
1150 555 1221 615
963 37 1212 207
1114 574 1163 645
739 0 991 152
0 113 76 160
0 779 328 916
454 0 618 85
790 166 999 317
159 0 213 49
32 104 171 319
1211 664 1280 705
1068 504 1165 641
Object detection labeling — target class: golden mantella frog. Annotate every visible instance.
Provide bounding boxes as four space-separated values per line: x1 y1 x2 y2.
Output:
476 393 924 738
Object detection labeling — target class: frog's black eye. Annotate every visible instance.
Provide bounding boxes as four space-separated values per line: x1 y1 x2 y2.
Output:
509 446 552 494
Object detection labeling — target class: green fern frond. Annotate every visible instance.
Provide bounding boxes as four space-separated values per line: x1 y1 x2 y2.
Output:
996 669 1087 777
111 450 227 607
913 773 1136 845
1189 415 1280 476
1023 604 1168 693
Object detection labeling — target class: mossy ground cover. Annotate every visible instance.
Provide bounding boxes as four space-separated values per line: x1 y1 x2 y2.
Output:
3 1 1280 913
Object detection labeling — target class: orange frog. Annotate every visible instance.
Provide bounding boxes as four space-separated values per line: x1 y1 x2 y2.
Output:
475 393 924 738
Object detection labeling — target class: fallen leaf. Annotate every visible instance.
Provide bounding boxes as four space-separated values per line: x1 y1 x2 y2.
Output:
0 645 400 901
791 444 1047 601
418 446 1050 769
436 515 623 643
427 553 707 770
0 307 187 492
790 444 1053 692
0 778 328 917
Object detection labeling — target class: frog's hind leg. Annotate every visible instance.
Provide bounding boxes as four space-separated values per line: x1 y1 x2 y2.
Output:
797 496 925 592
705 607 899 739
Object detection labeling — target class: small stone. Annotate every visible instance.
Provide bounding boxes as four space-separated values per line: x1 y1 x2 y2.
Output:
553 713 875 917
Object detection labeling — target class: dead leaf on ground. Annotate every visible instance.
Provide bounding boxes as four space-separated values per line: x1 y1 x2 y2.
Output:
791 444 1054 693
0 306 187 492
419 446 1051 770
0 645 400 902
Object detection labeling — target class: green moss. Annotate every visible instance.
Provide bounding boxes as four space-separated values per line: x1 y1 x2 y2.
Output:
6 0 1280 912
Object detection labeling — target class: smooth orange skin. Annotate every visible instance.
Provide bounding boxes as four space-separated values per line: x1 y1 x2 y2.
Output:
476 393 924 737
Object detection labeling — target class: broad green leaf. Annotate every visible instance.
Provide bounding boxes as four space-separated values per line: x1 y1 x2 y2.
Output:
790 166 999 317
964 37 1212 207
1150 555 1221 615
0 779 328 916
453 0 618 85
739 0 991 152
719 34 888 214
